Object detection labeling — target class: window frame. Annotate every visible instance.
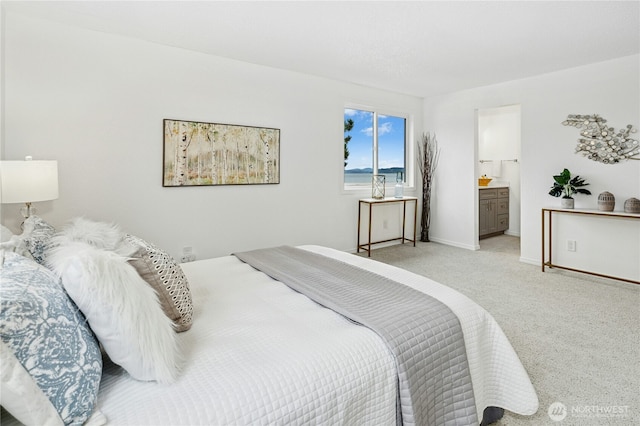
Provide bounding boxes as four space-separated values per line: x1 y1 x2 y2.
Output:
343 103 414 193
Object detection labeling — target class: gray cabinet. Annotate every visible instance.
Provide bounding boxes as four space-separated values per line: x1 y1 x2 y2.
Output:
479 187 509 239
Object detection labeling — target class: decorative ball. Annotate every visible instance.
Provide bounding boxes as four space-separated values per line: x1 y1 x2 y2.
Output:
623 197 640 213
597 191 615 211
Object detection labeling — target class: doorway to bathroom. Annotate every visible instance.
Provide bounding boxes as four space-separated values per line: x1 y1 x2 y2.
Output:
477 104 521 252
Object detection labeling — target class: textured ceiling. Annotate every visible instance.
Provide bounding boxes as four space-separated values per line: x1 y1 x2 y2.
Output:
3 1 639 97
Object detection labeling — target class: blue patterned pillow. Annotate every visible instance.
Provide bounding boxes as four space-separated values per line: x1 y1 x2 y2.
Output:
0 251 102 425
21 215 56 264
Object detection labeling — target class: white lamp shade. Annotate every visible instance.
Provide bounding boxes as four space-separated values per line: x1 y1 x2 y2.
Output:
0 160 59 204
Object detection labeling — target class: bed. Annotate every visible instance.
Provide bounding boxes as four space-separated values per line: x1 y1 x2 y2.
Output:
1 217 538 426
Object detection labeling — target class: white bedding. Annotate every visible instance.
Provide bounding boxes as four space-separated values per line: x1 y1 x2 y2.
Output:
95 245 538 425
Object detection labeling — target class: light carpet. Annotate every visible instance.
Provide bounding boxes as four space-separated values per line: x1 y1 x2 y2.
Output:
361 236 639 426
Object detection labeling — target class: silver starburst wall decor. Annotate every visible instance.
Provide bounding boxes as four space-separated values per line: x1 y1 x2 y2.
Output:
562 114 639 164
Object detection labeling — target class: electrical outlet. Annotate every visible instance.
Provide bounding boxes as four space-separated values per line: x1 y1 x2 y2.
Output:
567 240 576 252
181 246 196 262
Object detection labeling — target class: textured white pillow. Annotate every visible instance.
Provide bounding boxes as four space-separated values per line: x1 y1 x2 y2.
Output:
47 241 180 384
124 234 194 332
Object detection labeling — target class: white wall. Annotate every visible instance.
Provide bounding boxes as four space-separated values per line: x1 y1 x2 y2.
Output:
1 12 423 260
424 55 639 280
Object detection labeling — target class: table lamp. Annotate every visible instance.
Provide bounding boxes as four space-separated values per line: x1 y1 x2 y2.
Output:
0 156 59 220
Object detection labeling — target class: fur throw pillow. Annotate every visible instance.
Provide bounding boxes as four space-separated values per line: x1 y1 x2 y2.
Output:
47 241 180 384
52 218 194 333
53 217 125 251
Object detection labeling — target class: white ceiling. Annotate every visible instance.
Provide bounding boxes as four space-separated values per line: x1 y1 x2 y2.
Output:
3 1 639 98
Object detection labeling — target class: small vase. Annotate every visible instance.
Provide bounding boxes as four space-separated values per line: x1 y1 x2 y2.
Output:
598 191 615 211
560 198 574 209
394 172 404 198
624 197 640 213
372 175 385 199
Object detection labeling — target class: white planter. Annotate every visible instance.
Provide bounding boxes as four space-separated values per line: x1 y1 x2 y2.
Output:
560 198 574 209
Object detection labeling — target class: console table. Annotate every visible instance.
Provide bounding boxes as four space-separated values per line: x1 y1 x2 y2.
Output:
357 197 417 257
541 208 640 284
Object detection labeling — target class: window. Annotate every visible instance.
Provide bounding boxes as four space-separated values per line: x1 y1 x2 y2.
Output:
344 107 408 189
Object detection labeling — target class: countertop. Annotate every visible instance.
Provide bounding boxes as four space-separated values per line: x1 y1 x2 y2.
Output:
478 184 509 189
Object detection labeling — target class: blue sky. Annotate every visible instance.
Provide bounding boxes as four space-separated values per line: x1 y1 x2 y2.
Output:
344 109 405 170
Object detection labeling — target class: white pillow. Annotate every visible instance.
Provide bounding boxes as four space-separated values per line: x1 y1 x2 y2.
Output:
1 225 14 242
0 233 31 258
47 241 180 384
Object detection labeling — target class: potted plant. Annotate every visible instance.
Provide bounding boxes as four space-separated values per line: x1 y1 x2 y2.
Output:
549 168 591 209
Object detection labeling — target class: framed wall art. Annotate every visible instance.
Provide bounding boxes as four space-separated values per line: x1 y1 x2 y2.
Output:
163 119 280 186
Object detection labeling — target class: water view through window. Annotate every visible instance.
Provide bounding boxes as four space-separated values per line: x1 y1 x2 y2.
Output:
344 108 406 186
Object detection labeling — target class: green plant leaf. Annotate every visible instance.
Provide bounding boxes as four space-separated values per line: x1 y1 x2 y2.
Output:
575 188 592 195
570 175 589 187
549 185 563 197
553 175 565 185
549 168 591 198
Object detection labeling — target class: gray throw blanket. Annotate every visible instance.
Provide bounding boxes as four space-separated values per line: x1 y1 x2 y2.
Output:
234 246 478 426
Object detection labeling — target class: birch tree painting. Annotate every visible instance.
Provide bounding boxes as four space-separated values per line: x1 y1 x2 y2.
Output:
163 119 280 186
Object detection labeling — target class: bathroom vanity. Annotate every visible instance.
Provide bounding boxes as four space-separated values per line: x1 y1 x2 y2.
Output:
479 186 509 239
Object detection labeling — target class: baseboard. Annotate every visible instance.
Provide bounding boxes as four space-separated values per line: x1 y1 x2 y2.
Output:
519 256 539 266
428 237 479 251
505 230 521 237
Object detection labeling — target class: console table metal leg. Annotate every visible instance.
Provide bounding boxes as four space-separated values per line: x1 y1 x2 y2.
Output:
548 211 553 269
367 203 373 257
357 201 362 254
541 209 545 272
401 200 407 244
413 199 417 246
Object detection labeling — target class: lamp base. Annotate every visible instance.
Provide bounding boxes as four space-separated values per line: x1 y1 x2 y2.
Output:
20 203 35 220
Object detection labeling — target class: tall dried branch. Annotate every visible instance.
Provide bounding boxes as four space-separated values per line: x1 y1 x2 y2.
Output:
417 133 440 242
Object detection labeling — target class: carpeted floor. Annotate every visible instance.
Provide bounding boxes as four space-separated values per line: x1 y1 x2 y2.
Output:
361 235 639 425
